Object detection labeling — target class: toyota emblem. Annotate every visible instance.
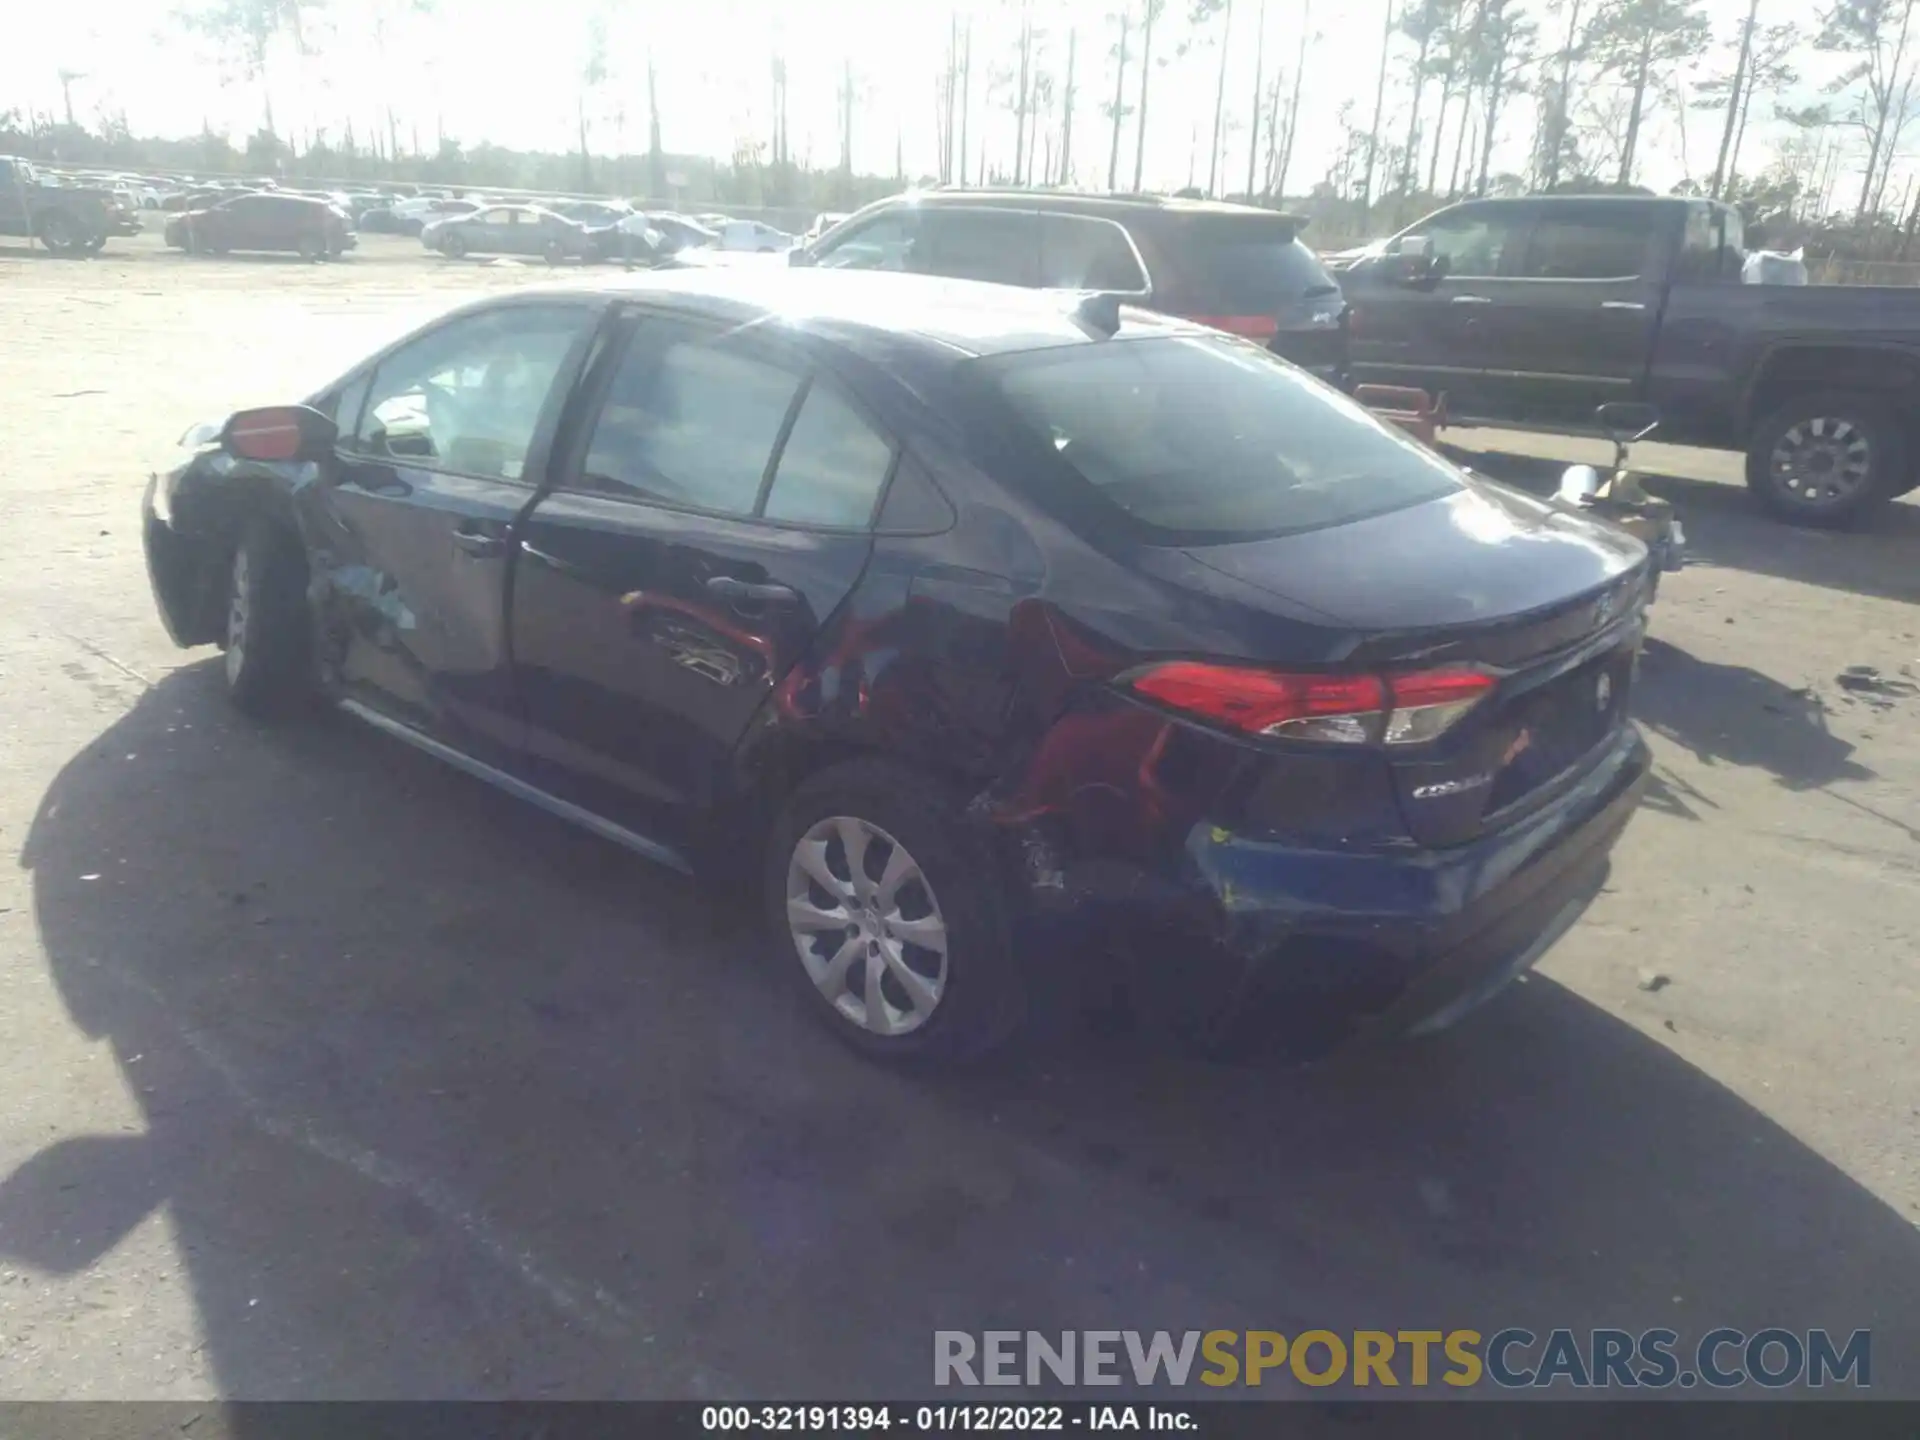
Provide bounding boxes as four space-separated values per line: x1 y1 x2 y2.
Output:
1595 672 1614 710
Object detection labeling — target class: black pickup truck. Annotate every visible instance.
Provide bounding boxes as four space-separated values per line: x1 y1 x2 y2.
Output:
1334 194 1920 526
0 155 124 255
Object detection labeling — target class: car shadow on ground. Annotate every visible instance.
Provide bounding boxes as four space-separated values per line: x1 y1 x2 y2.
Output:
1446 447 1920 606
1632 637 1875 792
10 664 1919 1402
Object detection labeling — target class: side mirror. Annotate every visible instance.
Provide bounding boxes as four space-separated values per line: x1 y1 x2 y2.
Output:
1558 464 1603 503
1595 401 1660 444
1383 237 1446 288
221 404 338 463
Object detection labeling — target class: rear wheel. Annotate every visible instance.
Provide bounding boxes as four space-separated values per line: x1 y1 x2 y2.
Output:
443 231 467 259
764 760 1021 1063
222 519 312 718
297 232 323 262
1746 392 1905 527
544 237 566 265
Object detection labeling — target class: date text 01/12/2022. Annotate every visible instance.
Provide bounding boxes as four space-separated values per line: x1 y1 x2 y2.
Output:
700 1405 1193 1432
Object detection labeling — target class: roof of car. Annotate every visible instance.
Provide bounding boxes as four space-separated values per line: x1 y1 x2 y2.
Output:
891 187 1309 228
518 266 1202 359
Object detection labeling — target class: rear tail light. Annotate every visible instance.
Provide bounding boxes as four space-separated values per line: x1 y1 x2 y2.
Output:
1182 314 1281 341
1126 662 1493 746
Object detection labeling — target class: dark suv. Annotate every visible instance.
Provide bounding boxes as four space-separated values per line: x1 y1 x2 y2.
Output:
792 189 1349 382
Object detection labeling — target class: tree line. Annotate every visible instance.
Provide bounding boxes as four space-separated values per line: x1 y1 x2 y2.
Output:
12 0 1920 258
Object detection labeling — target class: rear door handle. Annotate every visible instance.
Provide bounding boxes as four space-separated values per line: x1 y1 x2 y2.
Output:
1450 294 1492 305
705 575 799 606
451 528 507 559
1601 300 1647 312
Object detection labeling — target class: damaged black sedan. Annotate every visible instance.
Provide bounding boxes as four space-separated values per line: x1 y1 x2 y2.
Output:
143 270 1652 1062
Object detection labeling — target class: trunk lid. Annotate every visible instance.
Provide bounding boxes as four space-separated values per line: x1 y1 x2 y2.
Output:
1183 478 1650 845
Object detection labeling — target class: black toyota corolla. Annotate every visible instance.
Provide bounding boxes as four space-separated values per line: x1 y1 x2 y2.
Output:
143 269 1651 1062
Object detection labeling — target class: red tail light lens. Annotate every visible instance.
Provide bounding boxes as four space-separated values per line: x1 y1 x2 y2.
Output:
1127 663 1493 746
1182 314 1281 341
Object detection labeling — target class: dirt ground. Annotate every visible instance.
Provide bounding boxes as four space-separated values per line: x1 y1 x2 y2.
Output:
0 231 1917 1402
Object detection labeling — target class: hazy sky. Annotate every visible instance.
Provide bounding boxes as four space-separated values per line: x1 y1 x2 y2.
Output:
1 0 1890 202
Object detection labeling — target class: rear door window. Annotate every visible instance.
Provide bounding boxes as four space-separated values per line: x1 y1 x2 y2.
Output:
1169 220 1339 312
916 208 1042 286
1039 215 1149 292
761 384 897 528
579 319 804 516
984 335 1460 541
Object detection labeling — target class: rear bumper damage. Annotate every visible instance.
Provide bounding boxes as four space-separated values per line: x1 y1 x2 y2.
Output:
1019 722 1651 1050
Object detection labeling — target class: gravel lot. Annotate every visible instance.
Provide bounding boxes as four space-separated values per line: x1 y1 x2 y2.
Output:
1 231 1917 1401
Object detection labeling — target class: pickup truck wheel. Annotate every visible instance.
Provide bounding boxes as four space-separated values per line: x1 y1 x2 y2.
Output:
36 211 80 254
765 759 1021 1064
297 233 324 262
222 519 313 718
1747 393 1905 527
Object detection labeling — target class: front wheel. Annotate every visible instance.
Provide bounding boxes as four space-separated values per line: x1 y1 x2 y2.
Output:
36 211 79 254
1746 392 1906 527
222 519 313 718
765 760 1021 1063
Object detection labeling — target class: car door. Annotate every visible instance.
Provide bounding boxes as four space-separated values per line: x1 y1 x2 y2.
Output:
1474 202 1666 427
1346 201 1529 415
511 310 893 829
315 300 605 764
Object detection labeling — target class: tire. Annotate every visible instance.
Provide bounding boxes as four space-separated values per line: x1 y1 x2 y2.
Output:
544 238 566 265
36 210 79 255
443 231 467 259
80 235 107 255
298 232 323 262
764 759 1021 1063
221 519 312 718
1746 391 1906 528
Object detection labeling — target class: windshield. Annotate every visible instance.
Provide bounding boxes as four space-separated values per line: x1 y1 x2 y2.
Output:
982 336 1461 542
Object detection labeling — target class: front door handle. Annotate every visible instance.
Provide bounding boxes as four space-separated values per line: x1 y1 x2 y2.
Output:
1601 300 1647 311
705 575 799 606
452 528 506 559
1450 294 1492 305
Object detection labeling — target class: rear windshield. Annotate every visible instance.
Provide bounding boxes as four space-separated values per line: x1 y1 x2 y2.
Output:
1176 224 1340 310
983 336 1461 542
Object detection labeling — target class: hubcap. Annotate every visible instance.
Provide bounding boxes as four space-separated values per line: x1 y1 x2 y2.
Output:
786 816 949 1037
1770 417 1872 508
225 546 249 684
